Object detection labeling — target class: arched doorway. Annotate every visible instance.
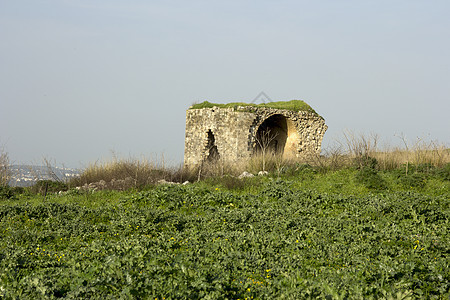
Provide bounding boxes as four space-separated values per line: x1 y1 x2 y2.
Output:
254 114 298 158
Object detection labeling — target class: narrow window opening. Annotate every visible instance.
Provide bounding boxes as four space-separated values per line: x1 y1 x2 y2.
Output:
205 130 220 161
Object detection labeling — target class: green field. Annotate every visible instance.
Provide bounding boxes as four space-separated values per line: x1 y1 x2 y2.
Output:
1 167 449 299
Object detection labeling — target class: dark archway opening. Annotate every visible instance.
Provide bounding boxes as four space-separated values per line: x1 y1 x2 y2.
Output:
254 115 288 155
205 130 220 161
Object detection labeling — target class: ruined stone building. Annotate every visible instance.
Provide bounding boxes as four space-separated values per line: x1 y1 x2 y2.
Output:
183 100 327 167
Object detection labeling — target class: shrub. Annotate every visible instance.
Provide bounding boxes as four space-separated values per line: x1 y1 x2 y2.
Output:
0 147 10 186
354 167 387 190
0 185 16 200
291 163 317 179
433 163 450 181
71 156 181 189
353 156 378 170
398 173 427 189
261 178 293 199
30 180 68 194
204 175 256 191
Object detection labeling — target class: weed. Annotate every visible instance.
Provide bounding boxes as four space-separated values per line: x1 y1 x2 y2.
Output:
1 179 448 298
204 175 255 191
0 185 16 200
190 100 319 115
0 147 10 186
70 155 179 189
355 167 387 190
13 133 446 193
398 172 427 189
30 180 69 194
433 163 450 181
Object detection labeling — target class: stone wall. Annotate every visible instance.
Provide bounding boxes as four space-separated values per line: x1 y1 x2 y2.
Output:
183 105 327 168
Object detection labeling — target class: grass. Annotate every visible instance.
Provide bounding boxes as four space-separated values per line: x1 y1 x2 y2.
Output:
320 131 450 171
0 147 10 186
189 100 319 115
1 134 448 298
1 168 448 298
2 133 446 193
61 134 448 192
1 132 449 298
70 156 196 190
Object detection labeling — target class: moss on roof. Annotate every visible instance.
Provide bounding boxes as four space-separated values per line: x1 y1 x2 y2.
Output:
189 100 319 115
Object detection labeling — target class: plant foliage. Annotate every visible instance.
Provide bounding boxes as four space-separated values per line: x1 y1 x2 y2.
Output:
190 100 319 115
0 175 448 298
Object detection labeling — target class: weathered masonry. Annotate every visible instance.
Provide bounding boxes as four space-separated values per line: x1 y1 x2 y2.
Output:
183 100 327 167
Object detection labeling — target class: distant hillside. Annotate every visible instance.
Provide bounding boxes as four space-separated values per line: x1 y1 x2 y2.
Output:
8 165 80 187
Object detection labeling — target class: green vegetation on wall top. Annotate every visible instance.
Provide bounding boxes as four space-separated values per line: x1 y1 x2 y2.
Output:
190 100 319 115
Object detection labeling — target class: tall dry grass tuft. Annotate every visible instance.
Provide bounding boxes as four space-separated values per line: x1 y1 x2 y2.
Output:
341 131 379 169
70 133 448 190
247 153 281 174
72 155 186 190
0 147 10 186
307 145 349 172
191 154 299 180
300 132 449 172
330 131 449 171
373 136 449 171
194 157 250 181
290 131 380 172
192 154 309 180
192 132 449 179
248 154 315 176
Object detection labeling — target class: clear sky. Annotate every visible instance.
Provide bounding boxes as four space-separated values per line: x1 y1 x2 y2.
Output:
1 0 449 168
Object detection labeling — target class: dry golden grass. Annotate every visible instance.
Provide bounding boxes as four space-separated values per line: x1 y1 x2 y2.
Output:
271 132 449 172
323 132 449 171
70 133 448 190
0 147 10 186
373 147 449 170
195 154 303 179
72 155 191 189
193 158 248 180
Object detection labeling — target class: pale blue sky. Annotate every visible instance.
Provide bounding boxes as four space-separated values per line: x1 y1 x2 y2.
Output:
1 0 449 168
